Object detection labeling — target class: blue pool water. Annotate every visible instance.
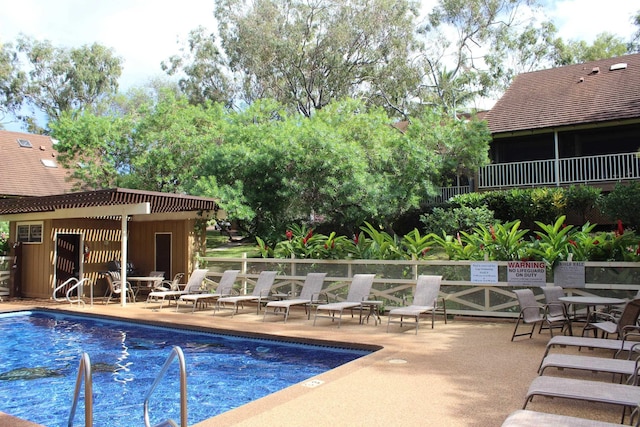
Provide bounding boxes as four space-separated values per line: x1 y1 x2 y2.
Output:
0 310 372 426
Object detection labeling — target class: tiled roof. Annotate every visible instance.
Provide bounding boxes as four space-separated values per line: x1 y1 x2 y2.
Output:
0 130 77 197
485 53 640 134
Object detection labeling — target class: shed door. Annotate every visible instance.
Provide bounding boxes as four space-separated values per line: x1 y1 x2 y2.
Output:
155 233 171 279
55 233 81 297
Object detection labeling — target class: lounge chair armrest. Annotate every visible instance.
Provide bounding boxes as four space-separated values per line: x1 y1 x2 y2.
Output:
203 277 218 286
622 324 640 334
519 304 545 317
200 277 218 292
154 280 172 291
309 292 328 304
621 332 640 351
544 301 569 316
590 311 618 323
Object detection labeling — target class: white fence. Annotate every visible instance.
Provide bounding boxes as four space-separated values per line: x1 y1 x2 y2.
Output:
201 256 640 318
478 152 640 189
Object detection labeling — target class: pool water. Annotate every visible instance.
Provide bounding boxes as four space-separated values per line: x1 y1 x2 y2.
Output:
0 310 372 426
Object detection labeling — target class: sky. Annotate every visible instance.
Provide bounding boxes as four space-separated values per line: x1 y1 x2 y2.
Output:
0 0 637 93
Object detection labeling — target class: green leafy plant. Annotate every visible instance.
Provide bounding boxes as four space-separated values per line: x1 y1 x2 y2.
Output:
599 182 640 231
528 216 590 267
401 229 434 259
465 220 529 261
359 222 404 260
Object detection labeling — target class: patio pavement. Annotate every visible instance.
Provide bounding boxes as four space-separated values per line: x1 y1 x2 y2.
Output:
0 299 629 426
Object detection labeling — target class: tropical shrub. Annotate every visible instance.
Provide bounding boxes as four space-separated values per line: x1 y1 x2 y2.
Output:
257 217 640 263
421 205 494 235
599 182 640 231
565 185 602 224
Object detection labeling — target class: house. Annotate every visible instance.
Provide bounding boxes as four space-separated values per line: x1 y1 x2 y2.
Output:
0 130 78 197
0 131 223 302
480 53 640 191
0 188 222 302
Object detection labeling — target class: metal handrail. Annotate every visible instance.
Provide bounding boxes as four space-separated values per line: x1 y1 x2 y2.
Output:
68 352 93 427
53 277 78 302
66 279 89 307
54 278 89 307
144 346 188 427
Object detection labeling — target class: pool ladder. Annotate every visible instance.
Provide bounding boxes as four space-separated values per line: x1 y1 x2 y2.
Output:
53 277 90 308
68 346 188 427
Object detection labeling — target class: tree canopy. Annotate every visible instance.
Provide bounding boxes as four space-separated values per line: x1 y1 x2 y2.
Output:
1 36 122 132
51 95 491 239
211 0 422 117
6 2 640 239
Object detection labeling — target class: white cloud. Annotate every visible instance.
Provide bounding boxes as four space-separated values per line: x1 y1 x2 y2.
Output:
0 0 216 89
545 0 637 43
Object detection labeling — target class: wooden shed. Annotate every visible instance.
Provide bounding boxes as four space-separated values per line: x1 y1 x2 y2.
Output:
0 188 221 304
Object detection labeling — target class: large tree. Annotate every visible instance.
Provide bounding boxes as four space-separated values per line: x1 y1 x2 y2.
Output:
161 27 231 107
418 0 559 113
207 0 422 117
552 32 629 65
14 36 123 133
51 91 224 193
194 98 491 238
0 40 24 128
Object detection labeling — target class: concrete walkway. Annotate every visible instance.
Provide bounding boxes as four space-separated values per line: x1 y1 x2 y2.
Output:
0 300 627 426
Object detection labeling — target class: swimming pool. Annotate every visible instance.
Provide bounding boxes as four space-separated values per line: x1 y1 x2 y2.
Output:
0 310 373 426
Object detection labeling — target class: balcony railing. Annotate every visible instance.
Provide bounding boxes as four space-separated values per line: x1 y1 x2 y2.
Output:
478 152 640 189
430 185 472 203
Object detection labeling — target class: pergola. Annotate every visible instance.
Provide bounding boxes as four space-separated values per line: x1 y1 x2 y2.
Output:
0 188 222 306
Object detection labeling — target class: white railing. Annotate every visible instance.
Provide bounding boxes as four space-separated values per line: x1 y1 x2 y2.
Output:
478 152 640 189
432 185 472 203
200 257 640 318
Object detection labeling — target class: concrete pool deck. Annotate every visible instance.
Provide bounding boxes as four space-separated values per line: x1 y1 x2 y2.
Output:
0 299 628 426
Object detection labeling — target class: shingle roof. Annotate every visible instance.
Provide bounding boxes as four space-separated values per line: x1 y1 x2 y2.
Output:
485 53 640 134
0 188 220 216
0 130 77 197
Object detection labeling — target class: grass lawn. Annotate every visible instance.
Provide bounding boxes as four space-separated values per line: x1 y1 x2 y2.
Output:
206 231 259 258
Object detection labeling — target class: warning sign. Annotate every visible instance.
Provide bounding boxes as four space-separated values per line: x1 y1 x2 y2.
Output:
507 261 547 286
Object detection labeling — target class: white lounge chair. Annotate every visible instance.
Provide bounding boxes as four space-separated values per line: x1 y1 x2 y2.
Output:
263 272 327 322
386 275 443 334
145 269 209 309
313 274 375 327
539 351 640 384
523 376 640 423
176 270 239 313
215 271 277 317
502 409 628 427
152 273 185 292
538 333 640 372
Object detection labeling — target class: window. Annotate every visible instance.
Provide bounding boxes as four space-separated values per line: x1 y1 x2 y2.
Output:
17 222 43 243
17 139 32 148
41 159 57 168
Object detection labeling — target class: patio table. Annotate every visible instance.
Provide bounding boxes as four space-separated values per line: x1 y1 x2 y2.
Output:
128 276 165 299
559 296 626 335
